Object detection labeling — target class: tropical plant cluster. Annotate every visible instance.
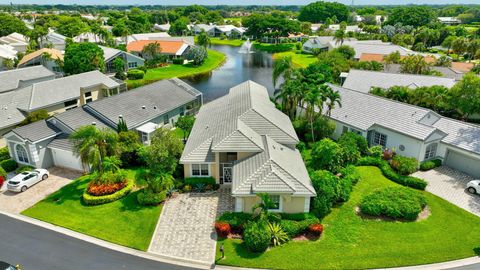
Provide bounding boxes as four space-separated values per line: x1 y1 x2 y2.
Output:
419 159 442 171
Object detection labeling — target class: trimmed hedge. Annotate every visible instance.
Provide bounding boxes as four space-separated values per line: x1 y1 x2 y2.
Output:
279 212 317 221
137 189 167 205
15 165 35 174
359 187 427 221
391 155 419 175
172 58 184 64
279 217 319 238
0 159 17 172
127 69 145 80
243 221 271 252
420 159 442 171
217 211 253 230
82 179 134 206
184 177 216 186
0 147 10 162
0 167 6 179
357 157 427 190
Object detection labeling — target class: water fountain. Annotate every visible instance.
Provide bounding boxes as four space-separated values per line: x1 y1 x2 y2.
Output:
238 38 253 54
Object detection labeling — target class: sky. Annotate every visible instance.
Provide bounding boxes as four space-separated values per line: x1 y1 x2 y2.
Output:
1 0 479 5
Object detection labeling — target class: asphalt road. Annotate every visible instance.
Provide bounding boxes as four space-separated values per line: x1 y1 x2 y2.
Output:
0 214 199 270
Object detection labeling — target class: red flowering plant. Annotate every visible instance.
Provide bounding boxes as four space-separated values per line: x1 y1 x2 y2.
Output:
308 223 324 236
0 175 4 188
215 221 231 237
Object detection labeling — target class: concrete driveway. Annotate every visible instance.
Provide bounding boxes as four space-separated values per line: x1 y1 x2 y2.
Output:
412 166 480 216
0 167 81 214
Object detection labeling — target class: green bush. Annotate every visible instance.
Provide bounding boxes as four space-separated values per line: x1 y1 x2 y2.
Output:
184 177 216 186
137 189 167 205
357 157 427 190
0 147 10 162
279 218 319 238
127 69 145 80
0 159 17 172
391 155 419 175
368 145 383 159
172 58 184 65
420 159 442 171
243 221 271 252
359 187 427 220
15 165 35 174
311 138 345 173
279 212 317 221
0 167 6 179
82 179 134 206
217 211 253 229
339 132 369 156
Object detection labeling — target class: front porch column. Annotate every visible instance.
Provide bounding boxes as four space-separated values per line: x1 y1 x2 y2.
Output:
304 197 311 213
235 197 243 212
215 152 220 183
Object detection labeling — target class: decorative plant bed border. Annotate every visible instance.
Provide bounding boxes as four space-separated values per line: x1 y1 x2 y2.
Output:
82 179 134 206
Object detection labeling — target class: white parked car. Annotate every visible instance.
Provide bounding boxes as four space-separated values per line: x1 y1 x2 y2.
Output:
467 180 480 195
7 169 49 193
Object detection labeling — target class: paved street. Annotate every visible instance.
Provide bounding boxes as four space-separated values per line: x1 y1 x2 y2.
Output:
412 166 480 216
149 186 234 264
0 214 198 270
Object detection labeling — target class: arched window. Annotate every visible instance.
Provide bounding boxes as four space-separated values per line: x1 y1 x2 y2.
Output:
424 143 437 160
16 144 29 163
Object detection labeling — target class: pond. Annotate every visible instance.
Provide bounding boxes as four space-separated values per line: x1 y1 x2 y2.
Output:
182 45 275 102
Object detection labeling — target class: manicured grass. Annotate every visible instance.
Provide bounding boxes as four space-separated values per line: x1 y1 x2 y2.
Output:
209 38 244 47
22 169 162 251
273 51 318 68
253 42 296 53
127 49 226 89
216 166 480 269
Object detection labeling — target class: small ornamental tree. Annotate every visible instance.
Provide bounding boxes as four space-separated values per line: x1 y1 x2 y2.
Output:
176 115 195 141
187 46 208 66
142 128 184 175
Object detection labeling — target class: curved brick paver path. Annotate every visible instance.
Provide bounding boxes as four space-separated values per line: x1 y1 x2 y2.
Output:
412 166 480 216
149 186 234 264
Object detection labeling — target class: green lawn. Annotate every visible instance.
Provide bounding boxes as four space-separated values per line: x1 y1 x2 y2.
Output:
127 49 226 89
216 166 480 269
22 169 161 251
209 38 244 47
273 51 318 68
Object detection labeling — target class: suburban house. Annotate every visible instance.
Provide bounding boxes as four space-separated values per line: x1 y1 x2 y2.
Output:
154 23 171 32
438 17 461 25
40 30 67 51
327 84 480 178
100 46 145 73
383 64 465 81
127 40 191 60
0 69 123 143
73 32 105 43
191 24 246 38
303 36 356 53
181 81 316 213
0 32 29 53
17 48 64 73
328 24 361 33
0 44 17 70
115 32 172 45
3 78 203 171
341 69 457 93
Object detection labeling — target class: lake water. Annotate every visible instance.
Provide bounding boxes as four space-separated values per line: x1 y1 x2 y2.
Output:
182 45 275 102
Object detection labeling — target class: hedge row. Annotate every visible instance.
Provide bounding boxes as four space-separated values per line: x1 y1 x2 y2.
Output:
357 157 427 190
184 177 216 186
82 179 134 206
0 159 17 172
137 189 167 205
420 159 442 171
279 217 319 238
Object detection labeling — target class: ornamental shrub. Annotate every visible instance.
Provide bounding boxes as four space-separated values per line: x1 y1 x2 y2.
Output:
87 181 127 196
0 147 10 162
338 132 369 156
82 179 134 206
215 221 231 237
0 175 4 188
368 145 383 159
311 138 345 173
420 159 442 171
127 69 145 80
184 177 216 186
279 212 317 221
172 58 184 65
0 167 6 180
390 155 419 175
137 189 167 206
243 221 271 252
15 165 34 174
308 223 324 236
217 212 253 230
0 159 17 172
359 187 427 220
279 218 319 238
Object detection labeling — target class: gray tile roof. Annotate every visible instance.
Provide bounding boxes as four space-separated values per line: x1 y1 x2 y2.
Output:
47 134 74 151
0 86 32 130
85 78 201 129
232 136 316 196
330 40 415 58
52 107 113 131
11 120 60 142
384 64 464 81
181 80 299 163
0 66 55 93
343 69 457 93
331 85 480 155
19 71 120 111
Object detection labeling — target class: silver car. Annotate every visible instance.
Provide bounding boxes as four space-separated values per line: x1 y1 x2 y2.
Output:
7 169 49 193
467 180 480 195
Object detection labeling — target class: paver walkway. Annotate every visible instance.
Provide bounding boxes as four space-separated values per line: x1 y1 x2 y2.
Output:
149 186 234 264
412 166 480 216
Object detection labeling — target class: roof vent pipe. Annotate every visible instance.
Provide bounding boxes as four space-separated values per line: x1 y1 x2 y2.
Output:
142 105 146 109
153 106 157 110
92 122 96 126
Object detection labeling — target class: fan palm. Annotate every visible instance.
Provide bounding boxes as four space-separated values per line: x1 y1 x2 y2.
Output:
334 29 346 45
142 41 161 60
325 87 342 117
252 193 278 221
272 56 294 88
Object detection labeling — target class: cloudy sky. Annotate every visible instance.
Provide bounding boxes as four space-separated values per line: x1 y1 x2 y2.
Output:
1 0 478 5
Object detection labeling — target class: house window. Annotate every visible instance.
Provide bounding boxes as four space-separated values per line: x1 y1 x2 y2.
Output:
342 126 348 134
267 195 281 211
16 144 29 164
424 143 437 160
180 107 185 116
191 164 210 177
84 92 93 103
350 128 362 135
64 100 77 110
372 131 387 147
163 114 169 125
128 62 137 69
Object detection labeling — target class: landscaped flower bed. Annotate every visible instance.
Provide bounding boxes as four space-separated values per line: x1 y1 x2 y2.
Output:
83 178 134 206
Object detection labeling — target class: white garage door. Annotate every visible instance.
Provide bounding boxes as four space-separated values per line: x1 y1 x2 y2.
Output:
51 148 83 171
445 149 480 178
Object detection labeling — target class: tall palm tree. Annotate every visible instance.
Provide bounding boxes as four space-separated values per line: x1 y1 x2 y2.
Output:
142 41 161 60
272 56 294 89
69 125 119 173
334 29 346 45
325 86 342 117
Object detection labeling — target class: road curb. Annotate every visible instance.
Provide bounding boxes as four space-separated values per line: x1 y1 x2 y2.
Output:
0 210 210 270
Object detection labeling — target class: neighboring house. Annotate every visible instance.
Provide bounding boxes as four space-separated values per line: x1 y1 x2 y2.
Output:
127 40 191 60
181 81 316 214
303 36 356 53
191 24 246 38
17 48 64 73
341 69 457 93
73 32 104 43
310 23 322 33
328 84 480 178
154 23 171 32
383 64 465 81
3 78 203 171
0 44 17 70
438 17 461 25
328 24 360 33
40 30 67 51
0 32 29 53
115 32 172 45
100 46 145 73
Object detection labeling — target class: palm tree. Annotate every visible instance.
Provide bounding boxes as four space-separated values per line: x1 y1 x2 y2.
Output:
101 156 122 173
325 86 342 117
304 86 325 142
251 193 278 221
69 125 119 173
272 56 294 89
197 29 211 48
334 29 346 45
142 41 161 60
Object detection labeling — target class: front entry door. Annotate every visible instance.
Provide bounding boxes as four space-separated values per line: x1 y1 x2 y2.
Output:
223 167 232 184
